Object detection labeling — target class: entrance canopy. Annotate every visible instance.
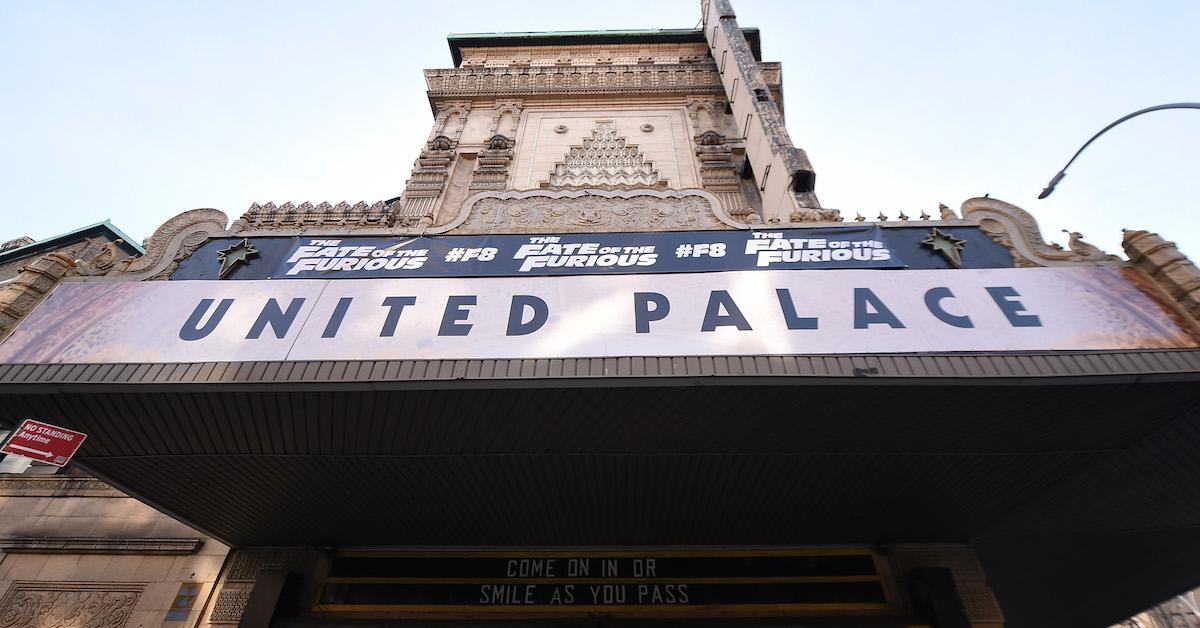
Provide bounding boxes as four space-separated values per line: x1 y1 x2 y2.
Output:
2 349 1200 625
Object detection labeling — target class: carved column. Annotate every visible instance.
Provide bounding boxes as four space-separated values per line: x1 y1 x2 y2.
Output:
0 252 75 342
469 135 515 192
396 135 457 225
396 101 473 227
687 97 748 217
1123 229 1200 321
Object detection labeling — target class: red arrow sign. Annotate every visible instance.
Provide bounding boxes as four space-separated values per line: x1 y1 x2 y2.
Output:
1 420 87 467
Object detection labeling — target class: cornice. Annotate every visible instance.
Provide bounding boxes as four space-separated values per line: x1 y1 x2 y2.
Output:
424 62 781 99
0 536 203 555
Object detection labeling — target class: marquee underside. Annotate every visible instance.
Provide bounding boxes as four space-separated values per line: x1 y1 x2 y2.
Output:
2 351 1200 627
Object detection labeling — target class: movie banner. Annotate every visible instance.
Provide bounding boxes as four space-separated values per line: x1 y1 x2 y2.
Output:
273 226 902 279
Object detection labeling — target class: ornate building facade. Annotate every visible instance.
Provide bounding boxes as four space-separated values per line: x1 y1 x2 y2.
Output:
0 2 1199 627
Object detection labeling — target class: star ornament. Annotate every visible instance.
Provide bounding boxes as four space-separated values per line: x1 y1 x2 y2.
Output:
216 238 260 278
922 227 967 268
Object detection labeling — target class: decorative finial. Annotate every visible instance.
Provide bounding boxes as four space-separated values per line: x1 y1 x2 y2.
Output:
877 212 888 222
854 213 865 222
919 210 931 220
939 203 958 220
897 211 909 222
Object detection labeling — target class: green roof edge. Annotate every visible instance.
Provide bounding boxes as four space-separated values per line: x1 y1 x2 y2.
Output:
0 219 145 265
446 28 762 67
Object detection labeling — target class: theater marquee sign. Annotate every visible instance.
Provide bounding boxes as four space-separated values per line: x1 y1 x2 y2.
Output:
0 266 1194 363
317 549 891 615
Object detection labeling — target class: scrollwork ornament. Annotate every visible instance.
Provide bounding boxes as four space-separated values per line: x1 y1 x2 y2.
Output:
962 197 1120 266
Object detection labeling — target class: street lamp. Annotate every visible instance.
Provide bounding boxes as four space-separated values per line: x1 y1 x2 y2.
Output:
1038 102 1200 199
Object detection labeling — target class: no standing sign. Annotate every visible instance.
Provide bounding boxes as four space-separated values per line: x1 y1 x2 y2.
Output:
1 419 87 467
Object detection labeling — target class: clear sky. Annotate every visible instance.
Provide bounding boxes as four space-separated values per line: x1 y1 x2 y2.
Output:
2 0 1197 258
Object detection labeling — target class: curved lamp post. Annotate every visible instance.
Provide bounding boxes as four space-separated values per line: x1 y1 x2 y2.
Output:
1038 102 1200 199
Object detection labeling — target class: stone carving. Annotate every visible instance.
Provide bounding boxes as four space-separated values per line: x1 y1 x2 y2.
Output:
543 121 662 189
939 203 959 220
231 201 394 233
0 237 34 253
488 99 523 139
457 42 712 69
436 188 739 234
640 123 654 132
397 133 460 224
961 197 1121 267
424 61 782 99
553 124 568 134
227 551 292 582
1124 229 1200 322
0 252 74 342
430 101 472 143
72 239 127 276
788 206 844 223
208 588 250 623
470 135 515 193
0 581 142 628
68 208 229 282
686 96 733 138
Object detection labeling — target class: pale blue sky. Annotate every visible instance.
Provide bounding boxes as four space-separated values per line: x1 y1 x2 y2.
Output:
2 1 1197 258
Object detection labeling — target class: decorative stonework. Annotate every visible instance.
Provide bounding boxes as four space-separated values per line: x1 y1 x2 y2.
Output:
429 100 472 143
231 201 395 233
487 99 523 139
458 42 713 69
0 237 34 253
543 121 662 189
226 551 292 582
72 239 128 276
0 581 143 628
0 537 202 555
397 137 459 225
207 588 250 623
424 61 782 98
436 188 739 234
961 197 1121 267
1124 229 1200 322
0 252 75 342
66 208 229 282
470 135 515 193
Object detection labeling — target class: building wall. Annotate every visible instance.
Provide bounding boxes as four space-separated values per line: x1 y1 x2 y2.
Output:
0 473 229 627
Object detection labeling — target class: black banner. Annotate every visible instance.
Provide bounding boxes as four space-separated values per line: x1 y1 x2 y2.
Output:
270 227 902 279
319 551 889 612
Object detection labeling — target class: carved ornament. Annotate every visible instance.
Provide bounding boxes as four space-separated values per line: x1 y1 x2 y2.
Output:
434 188 742 234
0 581 143 628
0 252 75 342
424 61 782 99
543 121 662 190
1123 229 1200 322
232 202 396 234
66 208 230 282
961 197 1121 267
